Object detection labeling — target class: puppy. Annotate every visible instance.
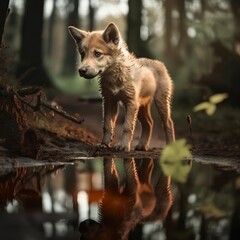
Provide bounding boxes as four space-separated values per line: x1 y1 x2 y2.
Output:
68 22 175 151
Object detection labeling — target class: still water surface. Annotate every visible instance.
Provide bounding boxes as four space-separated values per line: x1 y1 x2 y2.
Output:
0 157 239 240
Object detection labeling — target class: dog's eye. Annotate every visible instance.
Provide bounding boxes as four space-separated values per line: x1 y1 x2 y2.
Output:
80 51 85 60
94 51 102 58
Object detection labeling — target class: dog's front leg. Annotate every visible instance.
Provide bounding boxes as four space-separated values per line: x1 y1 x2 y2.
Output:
103 158 119 191
115 101 139 151
101 98 118 147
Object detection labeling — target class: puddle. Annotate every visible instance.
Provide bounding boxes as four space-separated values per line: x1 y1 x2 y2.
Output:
0 156 239 240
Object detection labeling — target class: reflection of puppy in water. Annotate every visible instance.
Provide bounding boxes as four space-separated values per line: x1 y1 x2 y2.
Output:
79 158 173 240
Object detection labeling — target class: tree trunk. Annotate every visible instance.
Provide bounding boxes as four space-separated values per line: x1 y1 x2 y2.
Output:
3 3 18 52
61 0 79 76
164 0 174 57
200 0 207 17
16 0 51 86
20 0 43 65
177 0 187 48
230 0 240 54
0 0 10 48
176 0 190 60
47 0 57 57
88 0 95 31
126 0 143 57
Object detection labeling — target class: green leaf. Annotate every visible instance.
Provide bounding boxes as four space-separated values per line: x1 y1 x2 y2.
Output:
193 102 212 112
159 139 192 183
160 139 192 163
200 202 226 218
161 161 192 183
194 93 228 116
206 104 216 116
209 93 228 104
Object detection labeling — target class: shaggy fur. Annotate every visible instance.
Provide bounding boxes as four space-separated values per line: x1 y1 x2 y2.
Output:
68 23 175 151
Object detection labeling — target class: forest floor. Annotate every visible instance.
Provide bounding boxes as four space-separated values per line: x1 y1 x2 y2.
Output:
1 91 240 172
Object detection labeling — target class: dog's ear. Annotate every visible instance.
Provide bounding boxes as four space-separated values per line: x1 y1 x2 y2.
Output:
68 26 87 44
102 22 120 45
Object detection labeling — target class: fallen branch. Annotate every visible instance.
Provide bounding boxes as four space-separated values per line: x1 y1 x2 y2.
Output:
17 86 42 97
14 90 84 124
41 98 84 124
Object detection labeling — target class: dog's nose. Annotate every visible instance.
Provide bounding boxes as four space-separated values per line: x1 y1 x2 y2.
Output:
78 68 87 76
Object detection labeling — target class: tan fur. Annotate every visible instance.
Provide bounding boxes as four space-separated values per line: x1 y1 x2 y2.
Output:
79 158 173 240
68 23 175 151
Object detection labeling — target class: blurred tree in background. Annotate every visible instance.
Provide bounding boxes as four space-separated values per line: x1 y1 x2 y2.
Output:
0 0 10 47
127 0 143 57
230 0 240 53
16 0 51 86
164 0 174 58
1 0 240 105
88 0 96 31
62 0 80 75
47 0 57 58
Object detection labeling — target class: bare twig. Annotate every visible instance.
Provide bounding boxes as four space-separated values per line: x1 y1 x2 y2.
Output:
187 114 196 150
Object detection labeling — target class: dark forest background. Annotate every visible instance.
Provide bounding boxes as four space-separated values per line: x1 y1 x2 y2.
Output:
1 0 240 106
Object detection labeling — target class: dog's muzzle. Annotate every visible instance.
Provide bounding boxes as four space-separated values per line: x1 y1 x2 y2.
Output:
78 68 102 79
78 68 87 77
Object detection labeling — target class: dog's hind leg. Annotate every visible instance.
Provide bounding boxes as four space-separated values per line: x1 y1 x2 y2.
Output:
154 94 175 144
135 102 153 151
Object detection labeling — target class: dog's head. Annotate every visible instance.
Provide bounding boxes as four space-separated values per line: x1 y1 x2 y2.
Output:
78 219 102 240
79 219 119 240
68 23 121 79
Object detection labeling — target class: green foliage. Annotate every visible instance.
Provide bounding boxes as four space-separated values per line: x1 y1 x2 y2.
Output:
193 93 228 116
52 75 99 96
194 101 216 115
209 93 229 104
199 202 227 218
159 139 192 183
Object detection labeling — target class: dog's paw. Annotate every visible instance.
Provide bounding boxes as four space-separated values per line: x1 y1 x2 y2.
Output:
135 144 148 151
97 142 111 150
114 144 130 152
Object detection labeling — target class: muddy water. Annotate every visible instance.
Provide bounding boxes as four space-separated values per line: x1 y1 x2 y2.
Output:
0 156 239 240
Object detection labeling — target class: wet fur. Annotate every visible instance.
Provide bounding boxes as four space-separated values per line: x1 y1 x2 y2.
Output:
68 23 175 151
79 158 173 240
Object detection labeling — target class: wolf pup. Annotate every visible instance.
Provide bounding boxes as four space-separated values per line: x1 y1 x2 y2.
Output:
68 23 175 151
